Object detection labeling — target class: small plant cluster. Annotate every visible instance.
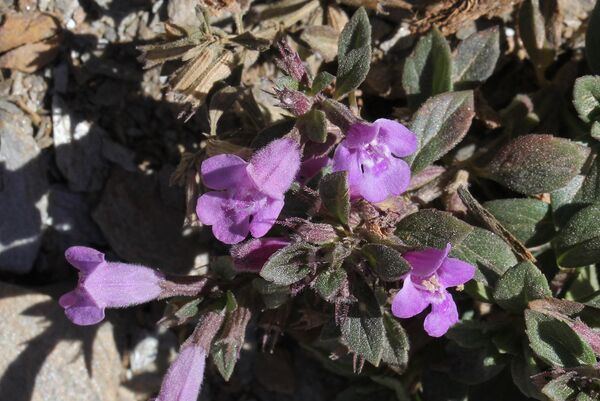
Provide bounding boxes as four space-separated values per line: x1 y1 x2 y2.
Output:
61 2 600 401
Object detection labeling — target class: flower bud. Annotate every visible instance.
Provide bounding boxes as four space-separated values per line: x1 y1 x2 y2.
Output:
275 38 309 85
274 87 313 116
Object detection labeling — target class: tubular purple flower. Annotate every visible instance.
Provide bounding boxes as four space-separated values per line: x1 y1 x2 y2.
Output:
332 119 417 203
231 238 290 272
196 138 301 244
391 244 475 337
154 343 206 401
60 246 205 326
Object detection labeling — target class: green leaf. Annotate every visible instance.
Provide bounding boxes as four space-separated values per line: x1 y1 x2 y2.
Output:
554 204 600 267
159 298 202 328
402 27 453 108
314 268 347 301
319 171 350 225
361 244 411 282
310 71 335 95
542 372 577 401
573 76 600 124
297 107 327 143
335 7 371 98
380 314 409 368
452 26 500 89
446 320 500 349
407 91 475 173
341 278 385 366
525 310 597 367
493 261 551 313
510 345 545 400
451 227 518 287
395 209 473 249
484 198 554 246
586 0 600 74
486 134 589 195
260 242 316 285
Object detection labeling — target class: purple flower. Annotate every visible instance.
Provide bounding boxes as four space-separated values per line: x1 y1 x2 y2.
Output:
197 138 301 244
59 246 164 326
332 119 417 203
231 238 290 272
154 342 206 401
391 244 475 337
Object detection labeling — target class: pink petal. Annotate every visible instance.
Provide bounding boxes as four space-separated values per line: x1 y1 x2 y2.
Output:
423 292 458 337
298 156 329 184
85 262 164 308
249 198 284 238
375 118 417 157
332 145 362 198
65 246 105 274
437 257 476 288
196 191 227 226
213 214 251 244
358 157 411 203
404 244 452 278
247 138 301 199
344 121 378 148
155 344 206 401
59 289 105 326
391 276 430 318
201 154 248 190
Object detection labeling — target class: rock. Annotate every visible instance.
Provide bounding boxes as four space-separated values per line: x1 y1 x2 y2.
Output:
0 12 60 53
92 168 208 273
167 0 201 27
0 282 136 401
0 101 48 273
0 35 60 73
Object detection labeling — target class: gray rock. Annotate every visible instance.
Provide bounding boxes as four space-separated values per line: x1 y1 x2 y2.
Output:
167 0 201 27
0 282 136 401
0 101 48 273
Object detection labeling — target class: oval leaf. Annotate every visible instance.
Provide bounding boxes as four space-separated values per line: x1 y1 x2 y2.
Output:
452 26 500 89
319 171 350 225
335 7 371 98
407 91 475 173
493 261 551 313
554 204 600 267
402 27 453 108
361 243 411 282
486 134 589 195
260 242 316 285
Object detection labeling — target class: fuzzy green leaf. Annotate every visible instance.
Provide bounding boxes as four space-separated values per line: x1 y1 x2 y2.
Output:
452 26 500 89
380 313 409 368
493 261 551 313
542 372 577 401
554 204 600 267
518 0 555 74
314 268 347 301
319 171 350 225
486 134 589 195
297 107 327 143
407 91 475 173
573 76 600 124
252 278 289 309
395 209 473 249
341 279 384 366
310 71 335 95
525 310 596 367
361 243 411 282
260 242 316 285
335 7 371 98
402 27 453 108
484 198 554 246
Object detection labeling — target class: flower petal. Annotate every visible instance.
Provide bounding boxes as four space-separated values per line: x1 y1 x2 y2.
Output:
391 276 430 318
375 118 417 157
344 121 378 148
249 198 284 238
213 213 251 245
155 344 206 401
65 246 105 274
437 257 476 288
423 292 458 337
59 288 105 326
247 138 301 199
298 156 329 184
332 145 362 198
404 244 452 278
196 191 227 226
85 262 164 308
358 157 411 203
201 154 248 190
